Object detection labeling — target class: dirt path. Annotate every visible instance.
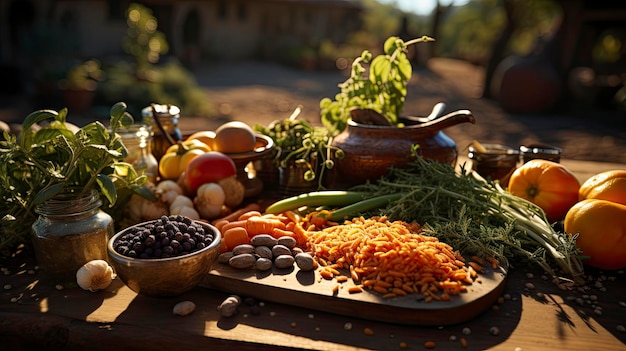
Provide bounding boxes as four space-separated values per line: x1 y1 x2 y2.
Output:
185 58 626 164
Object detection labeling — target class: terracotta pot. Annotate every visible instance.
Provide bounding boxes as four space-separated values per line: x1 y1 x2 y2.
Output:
327 106 475 188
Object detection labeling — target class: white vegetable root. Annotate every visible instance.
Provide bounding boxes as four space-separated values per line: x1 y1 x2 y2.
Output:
76 260 116 292
194 183 226 219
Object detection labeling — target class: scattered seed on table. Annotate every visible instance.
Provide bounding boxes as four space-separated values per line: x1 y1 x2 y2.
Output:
459 337 468 348
363 327 374 336
489 326 500 336
55 284 64 291
290 322 297 328
449 335 457 341
399 341 408 349
524 282 535 290
344 322 353 331
616 325 625 332
3 284 11 290
619 301 626 308
424 340 436 349
462 327 471 335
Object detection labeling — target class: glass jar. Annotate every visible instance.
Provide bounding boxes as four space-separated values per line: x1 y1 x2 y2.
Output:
117 123 158 183
520 143 562 163
468 143 520 187
141 104 182 161
31 188 114 280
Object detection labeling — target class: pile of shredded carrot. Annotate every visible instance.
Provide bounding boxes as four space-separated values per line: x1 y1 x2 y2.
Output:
304 216 477 301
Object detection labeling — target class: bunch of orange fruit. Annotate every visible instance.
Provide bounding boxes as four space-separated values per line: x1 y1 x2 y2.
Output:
507 160 625 270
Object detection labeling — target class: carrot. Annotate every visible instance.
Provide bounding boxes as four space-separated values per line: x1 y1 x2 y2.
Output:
220 220 247 233
271 227 296 239
348 286 363 294
238 210 263 221
301 216 475 300
213 219 230 232
222 226 250 251
245 215 286 236
210 203 262 225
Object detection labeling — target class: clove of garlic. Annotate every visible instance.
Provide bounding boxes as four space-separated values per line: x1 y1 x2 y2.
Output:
76 259 116 292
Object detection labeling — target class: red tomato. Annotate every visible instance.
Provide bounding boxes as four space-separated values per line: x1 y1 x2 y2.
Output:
184 151 237 195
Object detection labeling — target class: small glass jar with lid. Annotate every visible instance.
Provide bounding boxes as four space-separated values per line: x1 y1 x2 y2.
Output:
31 188 114 280
141 104 183 161
116 123 158 183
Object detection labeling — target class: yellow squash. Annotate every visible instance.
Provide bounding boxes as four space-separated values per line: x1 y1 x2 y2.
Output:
564 199 626 270
158 139 211 180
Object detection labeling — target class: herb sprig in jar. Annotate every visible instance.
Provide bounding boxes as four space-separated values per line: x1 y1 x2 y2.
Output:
0 102 151 251
254 107 344 189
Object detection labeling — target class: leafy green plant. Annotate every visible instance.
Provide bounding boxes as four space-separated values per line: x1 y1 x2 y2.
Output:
59 59 104 91
0 102 151 251
254 113 344 189
320 36 434 135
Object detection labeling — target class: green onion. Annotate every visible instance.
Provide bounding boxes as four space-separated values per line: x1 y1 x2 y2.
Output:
327 193 402 222
264 191 368 214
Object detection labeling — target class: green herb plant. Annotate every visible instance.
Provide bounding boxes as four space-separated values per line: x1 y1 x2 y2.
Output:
320 35 435 135
254 109 344 190
0 102 151 251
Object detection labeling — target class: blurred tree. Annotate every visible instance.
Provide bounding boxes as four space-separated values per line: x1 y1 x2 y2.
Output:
123 3 169 77
435 0 561 98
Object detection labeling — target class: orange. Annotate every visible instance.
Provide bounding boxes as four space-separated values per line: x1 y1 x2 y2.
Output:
508 159 580 223
564 199 626 270
578 170 626 205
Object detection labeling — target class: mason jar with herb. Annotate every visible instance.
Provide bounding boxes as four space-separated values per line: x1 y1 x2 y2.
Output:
31 188 114 280
141 104 183 161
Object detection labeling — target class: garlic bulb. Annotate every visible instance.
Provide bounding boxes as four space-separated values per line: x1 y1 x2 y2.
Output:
76 259 116 292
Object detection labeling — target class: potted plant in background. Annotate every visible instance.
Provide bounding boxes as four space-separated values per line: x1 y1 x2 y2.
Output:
254 106 344 194
318 36 476 188
58 59 104 114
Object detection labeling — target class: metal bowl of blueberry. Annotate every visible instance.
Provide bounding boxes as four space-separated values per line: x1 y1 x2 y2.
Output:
107 215 221 297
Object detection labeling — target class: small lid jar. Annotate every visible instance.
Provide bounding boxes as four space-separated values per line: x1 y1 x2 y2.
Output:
468 143 520 187
31 188 114 280
142 104 183 161
520 144 562 163
116 123 158 183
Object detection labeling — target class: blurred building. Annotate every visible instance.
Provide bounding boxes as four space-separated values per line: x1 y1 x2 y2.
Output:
0 0 363 94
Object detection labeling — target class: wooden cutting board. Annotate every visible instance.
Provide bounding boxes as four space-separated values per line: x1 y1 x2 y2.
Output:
201 259 508 326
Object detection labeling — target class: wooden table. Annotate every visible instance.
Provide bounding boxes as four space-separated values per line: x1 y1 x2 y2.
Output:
2 159 626 351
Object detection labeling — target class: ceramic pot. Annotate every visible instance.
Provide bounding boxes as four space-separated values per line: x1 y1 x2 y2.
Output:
327 106 475 188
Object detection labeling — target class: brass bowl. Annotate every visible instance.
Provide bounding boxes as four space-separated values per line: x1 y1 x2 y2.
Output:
107 219 221 297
